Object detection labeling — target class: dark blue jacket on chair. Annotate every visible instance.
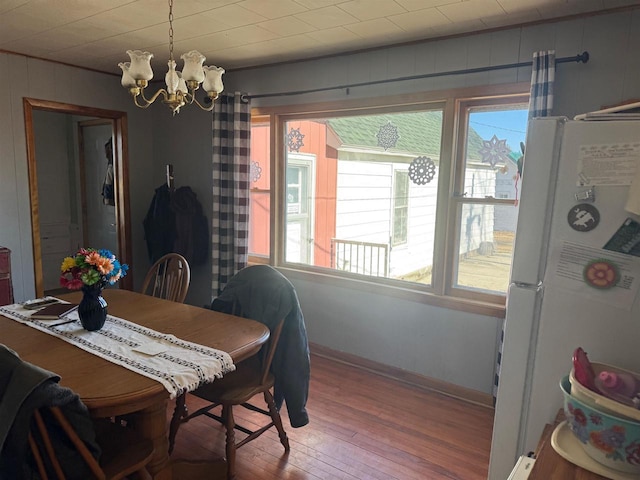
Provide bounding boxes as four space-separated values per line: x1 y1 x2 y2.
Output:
0 345 100 480
211 265 310 428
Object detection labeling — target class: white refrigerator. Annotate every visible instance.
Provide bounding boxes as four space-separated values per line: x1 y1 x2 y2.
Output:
488 116 640 480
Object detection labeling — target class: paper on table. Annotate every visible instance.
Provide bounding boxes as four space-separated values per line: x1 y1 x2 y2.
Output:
131 343 167 356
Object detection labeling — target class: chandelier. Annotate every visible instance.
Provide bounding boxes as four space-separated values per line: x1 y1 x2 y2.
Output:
118 0 224 115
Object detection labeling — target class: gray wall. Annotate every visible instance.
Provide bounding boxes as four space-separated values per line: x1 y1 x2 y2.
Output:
0 53 155 301
151 107 214 307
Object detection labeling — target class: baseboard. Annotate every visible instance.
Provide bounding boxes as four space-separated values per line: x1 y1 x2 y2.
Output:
309 342 494 408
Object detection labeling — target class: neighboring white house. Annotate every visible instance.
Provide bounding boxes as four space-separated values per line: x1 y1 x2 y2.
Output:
327 112 517 280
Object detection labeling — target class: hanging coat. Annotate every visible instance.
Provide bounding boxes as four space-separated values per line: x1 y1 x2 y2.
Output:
143 184 176 264
170 186 209 266
143 184 208 265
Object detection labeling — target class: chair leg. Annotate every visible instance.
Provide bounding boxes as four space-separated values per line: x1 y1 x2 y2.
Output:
264 391 290 451
168 393 187 455
223 405 237 480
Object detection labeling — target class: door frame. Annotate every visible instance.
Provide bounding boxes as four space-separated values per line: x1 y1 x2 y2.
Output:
23 98 133 296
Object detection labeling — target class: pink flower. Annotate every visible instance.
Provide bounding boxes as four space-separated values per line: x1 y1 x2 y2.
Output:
60 274 83 290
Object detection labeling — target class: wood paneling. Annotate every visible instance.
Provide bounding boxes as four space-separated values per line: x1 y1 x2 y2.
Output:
170 354 494 479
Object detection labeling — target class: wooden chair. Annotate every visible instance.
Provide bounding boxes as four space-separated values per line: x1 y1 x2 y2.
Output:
169 315 290 480
28 406 154 480
141 253 190 303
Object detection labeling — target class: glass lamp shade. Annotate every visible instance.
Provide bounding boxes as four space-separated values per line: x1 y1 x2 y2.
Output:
203 66 225 94
180 50 206 83
177 76 188 94
165 60 180 94
118 62 136 88
126 50 154 81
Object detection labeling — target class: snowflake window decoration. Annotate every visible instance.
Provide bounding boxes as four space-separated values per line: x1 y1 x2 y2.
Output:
376 121 399 151
408 156 436 185
478 135 511 167
250 161 262 183
287 128 305 152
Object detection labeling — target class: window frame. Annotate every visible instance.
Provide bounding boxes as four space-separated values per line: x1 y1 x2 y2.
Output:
248 115 274 264
251 83 530 317
445 94 530 305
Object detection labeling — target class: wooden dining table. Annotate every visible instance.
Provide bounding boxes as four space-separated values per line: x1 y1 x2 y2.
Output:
1 289 270 480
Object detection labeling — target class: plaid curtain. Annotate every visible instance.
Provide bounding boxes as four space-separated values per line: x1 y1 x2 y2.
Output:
492 50 556 405
528 50 555 118
211 93 251 298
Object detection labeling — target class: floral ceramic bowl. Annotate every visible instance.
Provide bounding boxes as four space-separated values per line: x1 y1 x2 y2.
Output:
561 375 640 473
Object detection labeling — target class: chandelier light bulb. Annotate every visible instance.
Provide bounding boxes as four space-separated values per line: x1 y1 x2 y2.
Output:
180 50 206 83
126 50 154 81
203 66 225 94
118 62 136 88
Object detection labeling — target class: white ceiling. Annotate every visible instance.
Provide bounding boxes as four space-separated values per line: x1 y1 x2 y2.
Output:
0 0 637 76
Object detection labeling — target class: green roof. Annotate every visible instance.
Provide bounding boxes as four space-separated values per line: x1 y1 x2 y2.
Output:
327 112 485 160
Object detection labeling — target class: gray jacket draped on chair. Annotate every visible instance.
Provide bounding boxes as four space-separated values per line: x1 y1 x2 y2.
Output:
211 265 310 428
0 344 100 480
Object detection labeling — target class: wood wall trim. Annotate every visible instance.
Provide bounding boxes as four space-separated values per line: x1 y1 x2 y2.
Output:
310 342 494 408
282 266 506 318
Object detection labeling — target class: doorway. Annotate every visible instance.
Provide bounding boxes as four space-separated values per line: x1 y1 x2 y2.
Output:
24 98 132 297
78 121 119 257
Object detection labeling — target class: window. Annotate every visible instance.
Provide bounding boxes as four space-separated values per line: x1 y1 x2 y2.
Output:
250 85 529 312
392 170 409 246
450 99 528 302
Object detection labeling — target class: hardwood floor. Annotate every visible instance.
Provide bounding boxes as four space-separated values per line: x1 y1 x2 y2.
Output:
169 354 494 479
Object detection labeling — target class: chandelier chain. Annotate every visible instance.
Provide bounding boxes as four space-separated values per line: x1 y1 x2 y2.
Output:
168 0 174 62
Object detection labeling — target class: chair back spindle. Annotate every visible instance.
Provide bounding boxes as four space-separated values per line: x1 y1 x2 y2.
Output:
141 253 190 303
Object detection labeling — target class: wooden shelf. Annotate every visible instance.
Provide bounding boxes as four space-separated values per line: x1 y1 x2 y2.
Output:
527 410 608 479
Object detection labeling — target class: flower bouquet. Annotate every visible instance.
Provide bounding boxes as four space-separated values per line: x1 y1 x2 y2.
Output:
60 248 128 331
60 248 128 290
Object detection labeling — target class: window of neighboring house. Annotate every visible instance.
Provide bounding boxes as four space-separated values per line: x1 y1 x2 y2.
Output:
250 85 529 313
392 170 409 246
248 117 270 261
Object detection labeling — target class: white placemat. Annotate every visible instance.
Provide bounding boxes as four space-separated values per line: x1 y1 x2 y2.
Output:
0 298 235 399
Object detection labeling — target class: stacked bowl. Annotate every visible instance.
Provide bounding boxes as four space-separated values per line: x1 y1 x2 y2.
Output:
560 361 640 475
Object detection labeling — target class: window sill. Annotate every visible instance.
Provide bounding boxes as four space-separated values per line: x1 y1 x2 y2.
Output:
277 266 506 319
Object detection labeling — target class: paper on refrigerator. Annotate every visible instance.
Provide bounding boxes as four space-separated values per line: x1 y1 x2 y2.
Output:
545 241 640 309
577 142 640 186
626 159 640 215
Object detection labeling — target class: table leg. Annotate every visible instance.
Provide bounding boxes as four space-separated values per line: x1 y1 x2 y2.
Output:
133 400 172 480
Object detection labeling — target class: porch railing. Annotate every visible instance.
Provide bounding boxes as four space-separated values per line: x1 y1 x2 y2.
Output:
330 238 389 277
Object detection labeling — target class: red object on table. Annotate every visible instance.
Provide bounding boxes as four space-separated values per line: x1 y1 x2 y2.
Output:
0 247 13 306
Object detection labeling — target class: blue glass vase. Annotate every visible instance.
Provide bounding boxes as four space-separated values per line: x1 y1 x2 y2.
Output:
78 285 107 331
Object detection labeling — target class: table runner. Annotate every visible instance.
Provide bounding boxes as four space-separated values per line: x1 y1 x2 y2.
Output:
0 298 235 399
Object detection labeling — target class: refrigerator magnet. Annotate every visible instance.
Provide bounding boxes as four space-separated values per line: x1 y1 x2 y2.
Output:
583 259 619 289
568 203 600 232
